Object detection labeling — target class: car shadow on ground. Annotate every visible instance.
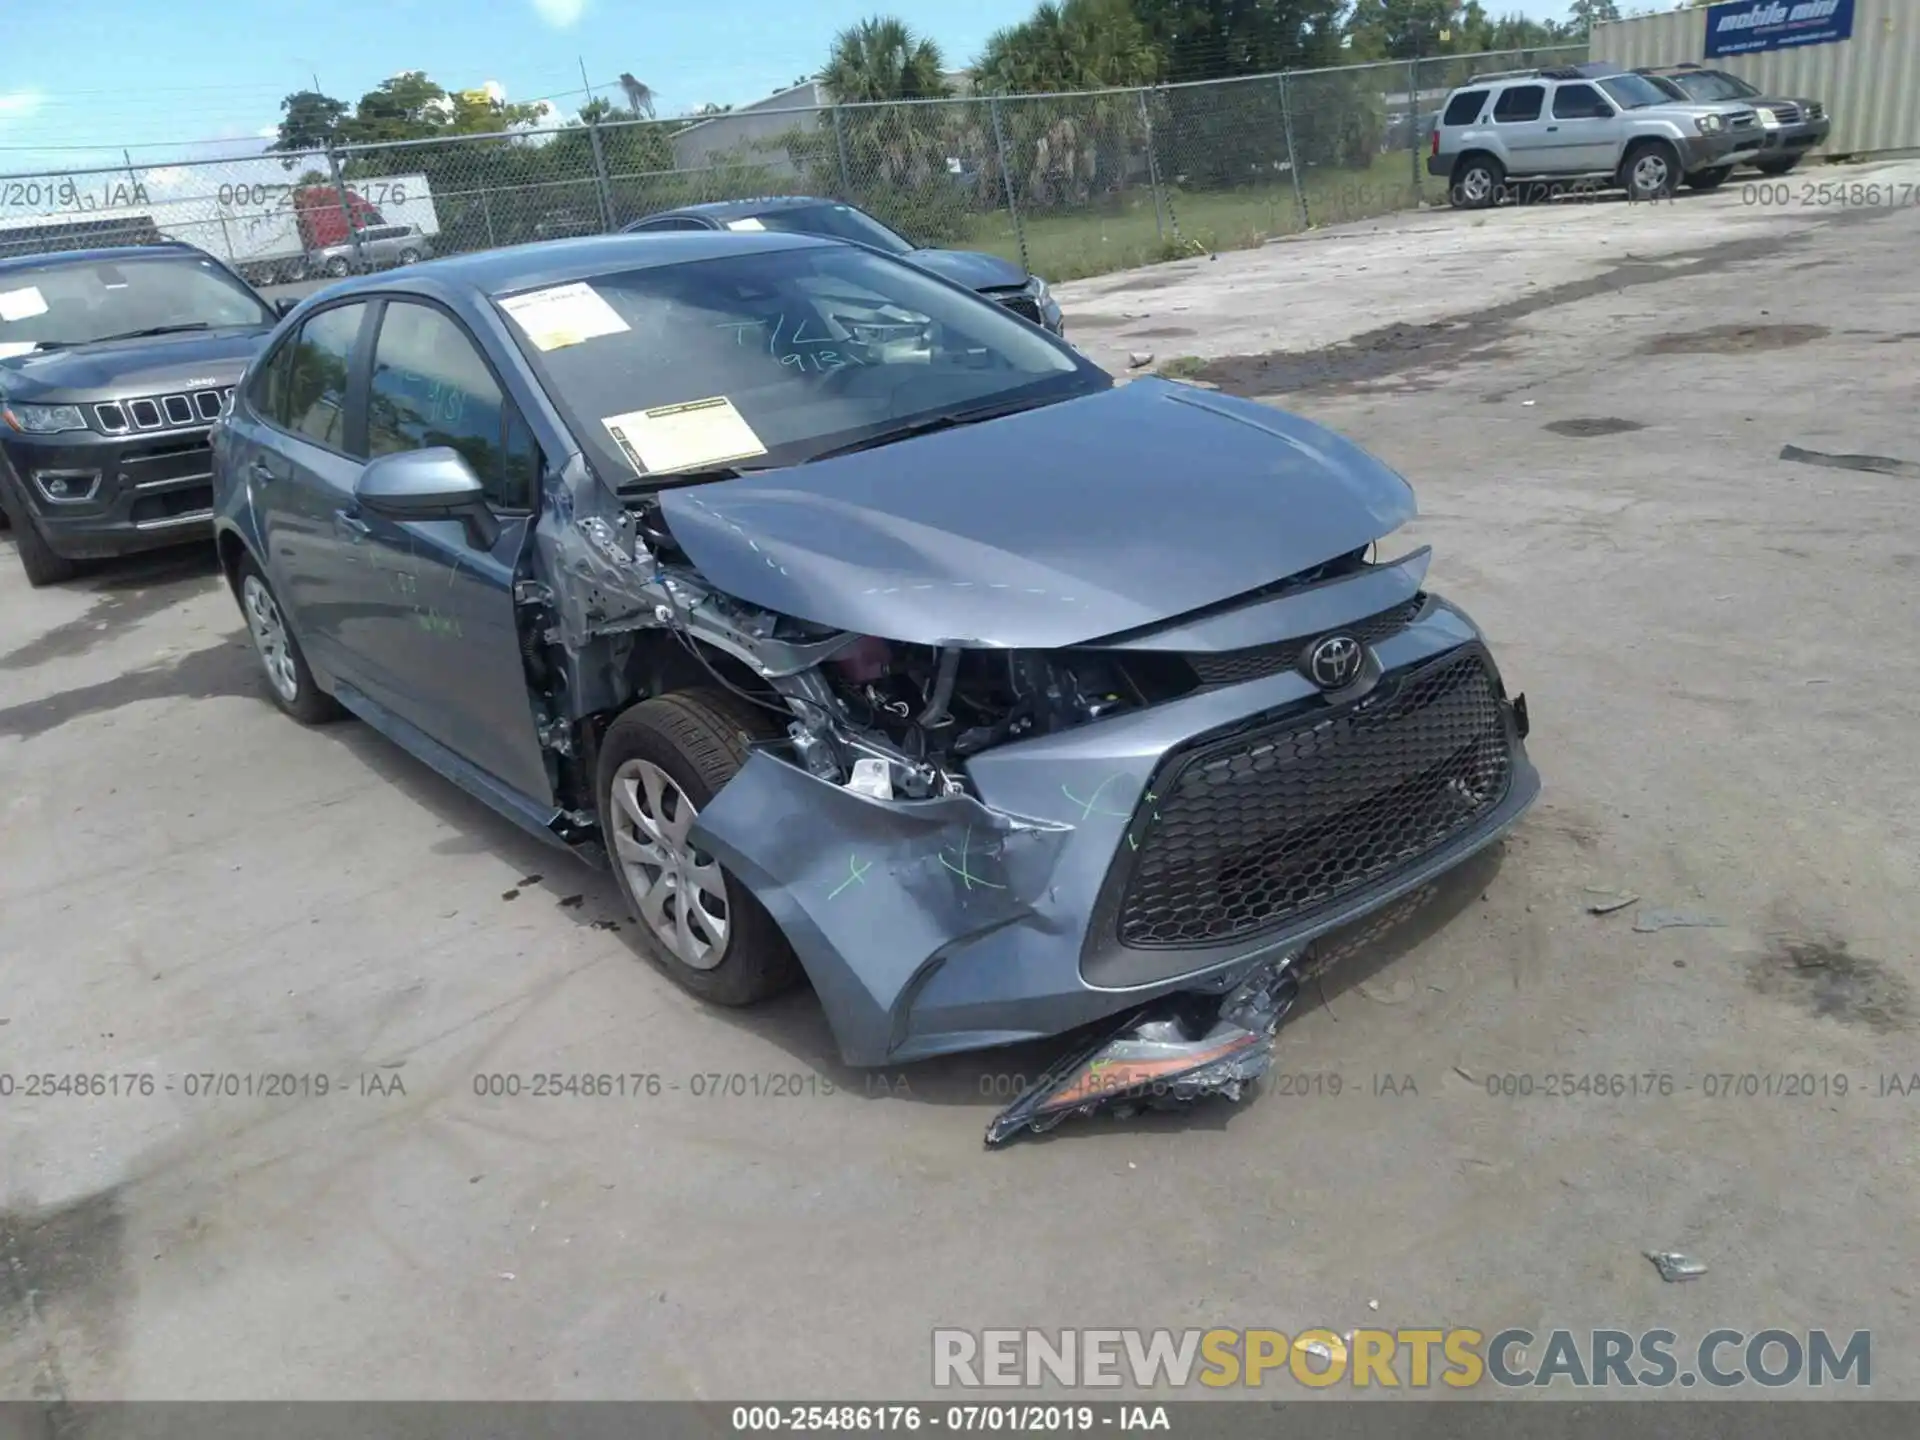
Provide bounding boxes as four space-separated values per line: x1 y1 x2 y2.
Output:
0 540 223 672
321 712 1513 1134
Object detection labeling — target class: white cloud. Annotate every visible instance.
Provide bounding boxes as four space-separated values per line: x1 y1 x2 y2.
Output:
480 79 507 103
0 91 42 119
256 124 280 139
529 0 586 26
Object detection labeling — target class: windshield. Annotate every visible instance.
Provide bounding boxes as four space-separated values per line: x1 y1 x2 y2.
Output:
1672 71 1757 102
732 204 916 256
499 243 1102 484
0 255 273 353
1599 74 1677 111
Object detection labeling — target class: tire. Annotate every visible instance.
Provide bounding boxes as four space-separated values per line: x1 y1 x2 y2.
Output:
324 256 349 278
1622 141 1679 201
1757 156 1802 176
596 689 803 1007
1687 165 1733 191
0 472 79 586
236 556 341 725
1450 155 1504 210
397 248 421 265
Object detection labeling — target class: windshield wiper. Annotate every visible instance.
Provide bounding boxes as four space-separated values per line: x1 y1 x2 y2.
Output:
621 463 776 491
804 395 1061 463
88 323 213 343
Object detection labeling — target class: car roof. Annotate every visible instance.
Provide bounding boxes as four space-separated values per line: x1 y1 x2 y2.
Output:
313 229 832 301
0 242 207 276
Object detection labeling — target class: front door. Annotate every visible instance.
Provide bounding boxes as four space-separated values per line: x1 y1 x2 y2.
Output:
337 298 554 805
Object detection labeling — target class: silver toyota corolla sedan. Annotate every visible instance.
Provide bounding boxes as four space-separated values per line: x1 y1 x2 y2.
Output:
209 232 1539 1141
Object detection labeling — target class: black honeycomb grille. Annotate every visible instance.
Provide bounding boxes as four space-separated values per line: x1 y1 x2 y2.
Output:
1116 649 1512 948
993 293 1043 324
1186 595 1428 689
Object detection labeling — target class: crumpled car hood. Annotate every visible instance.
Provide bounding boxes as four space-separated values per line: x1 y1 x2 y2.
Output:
658 378 1416 649
905 247 1031 292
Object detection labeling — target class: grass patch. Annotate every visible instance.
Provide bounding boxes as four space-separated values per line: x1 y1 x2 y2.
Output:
1157 355 1208 380
959 152 1438 282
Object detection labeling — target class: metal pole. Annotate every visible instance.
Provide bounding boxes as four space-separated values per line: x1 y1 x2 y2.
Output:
1278 71 1309 231
1137 90 1166 246
831 105 852 198
587 118 616 231
988 97 1028 275
325 143 366 273
481 188 497 248
1409 57 1422 206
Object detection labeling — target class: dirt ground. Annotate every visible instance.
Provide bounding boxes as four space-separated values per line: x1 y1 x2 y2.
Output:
3 166 1918 1402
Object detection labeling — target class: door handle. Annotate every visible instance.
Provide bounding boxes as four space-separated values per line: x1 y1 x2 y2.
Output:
334 510 371 541
248 461 278 485
1546 125 1559 132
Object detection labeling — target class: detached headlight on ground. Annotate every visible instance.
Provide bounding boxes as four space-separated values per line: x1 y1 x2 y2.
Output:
3 403 89 434
1695 114 1724 134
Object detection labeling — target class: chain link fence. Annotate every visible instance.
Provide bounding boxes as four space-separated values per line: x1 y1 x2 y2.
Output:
0 45 1584 290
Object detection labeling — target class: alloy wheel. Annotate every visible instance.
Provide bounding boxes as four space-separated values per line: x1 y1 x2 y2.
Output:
241 574 299 703
1632 152 1670 195
609 758 731 970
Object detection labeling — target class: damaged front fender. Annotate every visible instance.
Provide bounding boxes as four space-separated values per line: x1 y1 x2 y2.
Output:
690 750 1075 1065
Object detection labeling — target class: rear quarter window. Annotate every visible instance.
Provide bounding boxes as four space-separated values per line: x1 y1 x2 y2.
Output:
1492 85 1545 123
1443 90 1488 126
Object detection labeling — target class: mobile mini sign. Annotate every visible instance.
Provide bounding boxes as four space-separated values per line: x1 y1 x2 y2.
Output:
1704 0 1856 57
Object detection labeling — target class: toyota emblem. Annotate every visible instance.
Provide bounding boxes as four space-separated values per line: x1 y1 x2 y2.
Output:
1306 634 1363 690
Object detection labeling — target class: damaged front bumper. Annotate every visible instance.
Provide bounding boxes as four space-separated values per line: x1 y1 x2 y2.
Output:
692 597 1540 1069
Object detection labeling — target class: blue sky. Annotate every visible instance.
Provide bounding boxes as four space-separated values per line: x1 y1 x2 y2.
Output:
0 0 1578 168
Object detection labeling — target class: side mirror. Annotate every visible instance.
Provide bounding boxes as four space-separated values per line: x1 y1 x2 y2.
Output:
355 447 500 551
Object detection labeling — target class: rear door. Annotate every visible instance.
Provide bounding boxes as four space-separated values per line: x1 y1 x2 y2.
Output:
240 300 375 683
339 297 553 804
1490 83 1553 176
1545 82 1623 173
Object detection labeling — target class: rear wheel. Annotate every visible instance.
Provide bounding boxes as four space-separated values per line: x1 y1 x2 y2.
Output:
237 558 341 724
1757 155 1802 176
397 247 422 265
596 690 803 1007
0 473 78 586
1622 141 1679 201
1450 156 1504 210
1687 165 1733 191
324 256 349 278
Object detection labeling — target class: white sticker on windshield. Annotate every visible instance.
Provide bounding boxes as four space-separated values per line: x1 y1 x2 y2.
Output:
497 282 629 351
725 217 766 232
602 397 768 476
0 340 36 359
0 286 48 322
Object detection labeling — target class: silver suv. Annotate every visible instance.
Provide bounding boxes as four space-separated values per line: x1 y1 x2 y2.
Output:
1429 63 1766 207
311 223 434 278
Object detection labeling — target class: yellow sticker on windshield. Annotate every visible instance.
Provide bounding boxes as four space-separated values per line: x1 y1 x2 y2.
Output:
498 282 629 351
602 397 768 476
0 286 48 322
725 217 766 232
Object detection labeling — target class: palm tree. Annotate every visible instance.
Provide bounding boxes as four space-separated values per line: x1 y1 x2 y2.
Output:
821 16 949 104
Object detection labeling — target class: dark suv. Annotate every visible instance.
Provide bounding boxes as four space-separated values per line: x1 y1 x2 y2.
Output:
0 243 285 585
1636 64 1829 175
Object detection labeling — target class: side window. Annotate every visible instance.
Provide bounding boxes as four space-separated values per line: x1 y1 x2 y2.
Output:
1552 83 1609 120
249 340 297 426
1492 85 1544 123
367 301 539 512
637 217 707 232
1442 89 1487 126
282 303 367 452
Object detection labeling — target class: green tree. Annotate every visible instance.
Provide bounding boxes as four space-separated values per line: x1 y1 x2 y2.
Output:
820 16 951 103
272 91 349 153
975 0 1162 93
1346 0 1456 57
1132 0 1345 83
1566 0 1621 34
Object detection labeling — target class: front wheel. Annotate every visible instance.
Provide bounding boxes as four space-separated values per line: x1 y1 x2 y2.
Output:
1687 165 1733 191
1756 156 1802 176
237 558 341 724
597 690 803 1007
1622 142 1678 202
0 473 78 586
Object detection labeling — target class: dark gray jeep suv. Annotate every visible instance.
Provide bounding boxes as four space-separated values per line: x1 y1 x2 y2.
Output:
0 243 285 585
